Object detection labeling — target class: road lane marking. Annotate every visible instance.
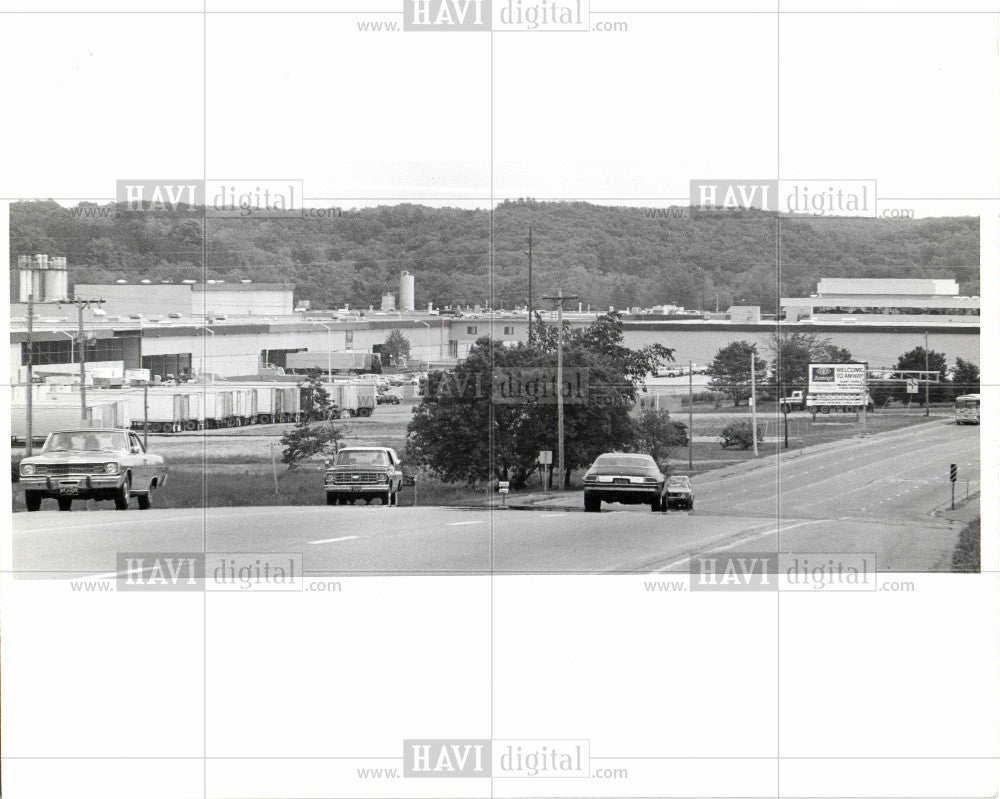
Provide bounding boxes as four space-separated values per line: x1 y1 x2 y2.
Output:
446 520 486 526
309 535 359 544
72 565 158 582
653 519 826 573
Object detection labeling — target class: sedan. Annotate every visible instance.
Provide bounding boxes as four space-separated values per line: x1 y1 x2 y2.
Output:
582 453 667 513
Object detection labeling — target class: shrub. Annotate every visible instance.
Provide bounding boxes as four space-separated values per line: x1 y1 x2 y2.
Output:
719 420 764 450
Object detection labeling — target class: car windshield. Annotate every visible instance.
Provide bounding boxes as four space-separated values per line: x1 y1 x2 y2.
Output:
44 431 128 453
335 450 389 467
594 455 654 469
667 477 691 487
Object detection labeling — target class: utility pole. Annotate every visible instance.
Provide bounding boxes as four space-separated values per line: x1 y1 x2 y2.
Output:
527 226 534 346
543 290 578 490
59 298 105 422
750 351 759 457
688 360 694 471
923 332 930 417
25 292 34 456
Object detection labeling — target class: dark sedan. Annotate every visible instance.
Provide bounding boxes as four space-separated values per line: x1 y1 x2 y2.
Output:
582 453 667 513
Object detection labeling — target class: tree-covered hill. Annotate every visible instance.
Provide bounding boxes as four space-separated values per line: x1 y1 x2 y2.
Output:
10 199 979 313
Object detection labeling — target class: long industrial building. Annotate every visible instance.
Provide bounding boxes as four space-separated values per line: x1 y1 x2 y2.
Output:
9 273 981 384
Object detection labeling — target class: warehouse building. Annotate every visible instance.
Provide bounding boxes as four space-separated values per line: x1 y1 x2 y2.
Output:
781 278 980 324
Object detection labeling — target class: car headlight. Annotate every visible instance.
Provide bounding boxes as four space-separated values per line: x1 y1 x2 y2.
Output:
325 473 335 484
643 477 660 483
105 462 120 474
20 464 35 476
377 473 389 483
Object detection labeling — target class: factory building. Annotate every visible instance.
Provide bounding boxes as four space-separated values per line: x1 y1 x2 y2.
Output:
72 281 295 318
781 278 979 324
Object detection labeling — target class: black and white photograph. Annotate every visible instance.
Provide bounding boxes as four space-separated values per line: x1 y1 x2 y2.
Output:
1 2 997 798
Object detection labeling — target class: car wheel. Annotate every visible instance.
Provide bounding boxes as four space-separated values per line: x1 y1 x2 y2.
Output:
688 500 694 510
137 493 152 510
780 403 790 414
57 497 73 512
651 497 662 512
326 494 336 506
114 476 131 511
24 491 42 512
584 494 600 512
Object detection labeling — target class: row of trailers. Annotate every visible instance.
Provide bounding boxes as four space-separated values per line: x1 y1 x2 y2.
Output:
99 382 374 433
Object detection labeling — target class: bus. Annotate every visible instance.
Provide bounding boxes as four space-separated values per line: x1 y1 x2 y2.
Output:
955 393 980 425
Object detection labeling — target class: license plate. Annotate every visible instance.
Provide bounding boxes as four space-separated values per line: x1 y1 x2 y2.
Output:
58 485 79 495
613 478 629 485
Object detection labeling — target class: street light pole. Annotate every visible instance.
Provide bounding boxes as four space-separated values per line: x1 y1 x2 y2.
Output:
59 299 105 422
527 226 534 346
25 292 34 456
543 290 578 490
923 331 930 417
750 351 759 457
688 360 694 471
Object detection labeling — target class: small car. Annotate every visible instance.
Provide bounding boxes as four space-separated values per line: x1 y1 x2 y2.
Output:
665 475 694 510
18 428 168 512
376 391 402 405
324 446 404 506
582 453 667 513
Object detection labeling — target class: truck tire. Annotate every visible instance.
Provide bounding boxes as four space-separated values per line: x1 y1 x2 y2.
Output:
24 491 43 512
57 497 73 512
326 493 337 506
114 476 131 511
820 405 830 414
780 403 791 414
137 493 152 510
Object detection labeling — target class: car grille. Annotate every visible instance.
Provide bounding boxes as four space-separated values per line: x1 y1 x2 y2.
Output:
33 463 108 475
332 471 383 485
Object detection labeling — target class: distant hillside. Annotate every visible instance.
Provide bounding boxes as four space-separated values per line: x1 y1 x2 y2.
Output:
10 200 979 313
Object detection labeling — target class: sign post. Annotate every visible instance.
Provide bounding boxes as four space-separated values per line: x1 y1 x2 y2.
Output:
538 450 553 493
950 463 957 510
498 480 510 507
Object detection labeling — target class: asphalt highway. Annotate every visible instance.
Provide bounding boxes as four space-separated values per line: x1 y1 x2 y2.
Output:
11 420 978 575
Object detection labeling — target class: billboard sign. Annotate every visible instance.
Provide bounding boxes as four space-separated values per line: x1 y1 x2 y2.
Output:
808 363 867 395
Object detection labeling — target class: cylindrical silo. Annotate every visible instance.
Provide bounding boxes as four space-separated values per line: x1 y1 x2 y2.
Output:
32 254 48 300
399 271 415 312
17 255 32 301
45 256 68 301
381 292 396 311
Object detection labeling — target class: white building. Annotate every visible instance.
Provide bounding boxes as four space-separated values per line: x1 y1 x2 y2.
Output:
781 278 979 324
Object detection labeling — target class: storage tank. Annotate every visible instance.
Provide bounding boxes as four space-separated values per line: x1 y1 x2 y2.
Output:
381 292 396 311
399 271 415 311
17 255 32 301
46 256 69 301
32 254 48 300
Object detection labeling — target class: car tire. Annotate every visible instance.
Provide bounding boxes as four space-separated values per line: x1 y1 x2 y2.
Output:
24 491 42 512
584 494 600 513
137 493 152 510
57 497 73 512
651 497 661 512
688 500 694 510
780 403 790 414
114 476 131 511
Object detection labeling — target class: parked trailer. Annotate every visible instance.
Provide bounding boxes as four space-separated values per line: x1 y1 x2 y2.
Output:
11 403 85 445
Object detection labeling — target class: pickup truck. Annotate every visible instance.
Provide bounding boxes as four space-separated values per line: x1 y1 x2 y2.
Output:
324 446 404 506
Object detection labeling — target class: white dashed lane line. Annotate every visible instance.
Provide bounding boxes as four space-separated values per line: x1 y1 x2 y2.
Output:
309 535 360 545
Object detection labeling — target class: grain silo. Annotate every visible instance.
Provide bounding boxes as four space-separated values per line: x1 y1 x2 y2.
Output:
399 271 415 311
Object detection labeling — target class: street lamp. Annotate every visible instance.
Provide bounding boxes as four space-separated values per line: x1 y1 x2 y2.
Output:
197 324 215 381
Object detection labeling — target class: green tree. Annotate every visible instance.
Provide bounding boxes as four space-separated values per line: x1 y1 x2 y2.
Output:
406 314 673 488
382 330 411 367
951 358 980 397
709 341 768 407
633 409 688 470
280 374 342 467
895 347 948 404
771 332 854 398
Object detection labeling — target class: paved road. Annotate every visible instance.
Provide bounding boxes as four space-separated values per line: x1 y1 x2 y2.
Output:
11 420 978 575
